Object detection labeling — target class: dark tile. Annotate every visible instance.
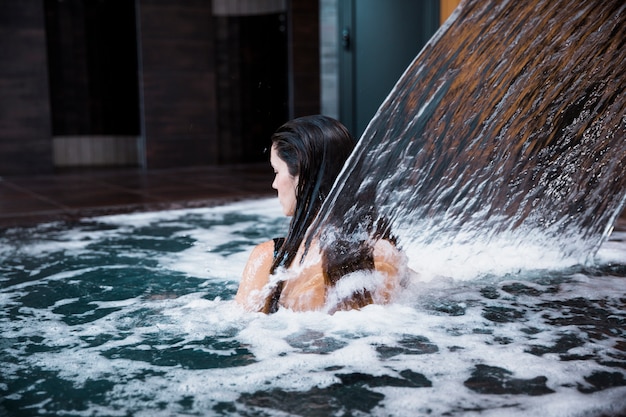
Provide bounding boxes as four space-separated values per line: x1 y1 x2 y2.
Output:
0 164 278 229
0 182 62 212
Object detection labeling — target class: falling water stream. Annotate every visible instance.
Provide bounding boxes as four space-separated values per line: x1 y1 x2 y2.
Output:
313 0 626 279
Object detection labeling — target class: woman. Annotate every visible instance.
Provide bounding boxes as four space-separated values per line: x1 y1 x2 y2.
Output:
235 115 405 313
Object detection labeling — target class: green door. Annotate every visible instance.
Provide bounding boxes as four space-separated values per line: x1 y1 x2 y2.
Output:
339 0 440 138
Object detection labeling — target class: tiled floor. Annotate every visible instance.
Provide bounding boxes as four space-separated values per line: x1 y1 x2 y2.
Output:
0 164 275 229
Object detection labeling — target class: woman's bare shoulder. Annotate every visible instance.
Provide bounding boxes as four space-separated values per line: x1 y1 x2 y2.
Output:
237 239 278 310
244 240 277 271
251 239 276 256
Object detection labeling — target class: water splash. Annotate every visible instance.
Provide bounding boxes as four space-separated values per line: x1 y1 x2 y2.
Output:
1 201 625 416
314 0 626 278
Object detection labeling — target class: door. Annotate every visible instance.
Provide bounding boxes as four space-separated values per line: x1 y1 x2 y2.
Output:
339 0 440 138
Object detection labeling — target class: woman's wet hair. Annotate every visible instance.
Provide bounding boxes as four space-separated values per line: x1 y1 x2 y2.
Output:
263 115 356 313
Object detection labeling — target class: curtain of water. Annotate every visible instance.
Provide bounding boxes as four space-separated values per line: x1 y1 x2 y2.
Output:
313 0 626 276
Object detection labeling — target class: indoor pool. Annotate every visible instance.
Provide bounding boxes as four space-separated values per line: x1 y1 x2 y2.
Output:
1 198 625 416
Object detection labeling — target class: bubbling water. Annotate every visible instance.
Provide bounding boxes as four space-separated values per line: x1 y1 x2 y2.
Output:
1 199 625 416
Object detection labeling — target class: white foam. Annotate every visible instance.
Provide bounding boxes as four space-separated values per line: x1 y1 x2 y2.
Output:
1 199 625 416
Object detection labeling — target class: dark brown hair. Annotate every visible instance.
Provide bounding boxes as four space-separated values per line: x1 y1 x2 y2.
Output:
263 115 356 313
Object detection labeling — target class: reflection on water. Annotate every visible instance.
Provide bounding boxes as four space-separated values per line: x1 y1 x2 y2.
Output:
1 199 625 416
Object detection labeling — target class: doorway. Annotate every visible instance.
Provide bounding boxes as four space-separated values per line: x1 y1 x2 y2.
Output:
44 0 141 167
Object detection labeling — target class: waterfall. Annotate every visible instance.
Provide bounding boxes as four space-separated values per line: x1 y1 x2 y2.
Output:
313 0 626 279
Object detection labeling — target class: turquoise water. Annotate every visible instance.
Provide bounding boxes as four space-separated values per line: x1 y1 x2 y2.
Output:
1 199 625 416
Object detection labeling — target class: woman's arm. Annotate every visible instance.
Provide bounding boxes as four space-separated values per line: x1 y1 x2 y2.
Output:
236 240 275 311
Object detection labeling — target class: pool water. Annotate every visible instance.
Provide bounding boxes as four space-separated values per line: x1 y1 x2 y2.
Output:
1 198 625 416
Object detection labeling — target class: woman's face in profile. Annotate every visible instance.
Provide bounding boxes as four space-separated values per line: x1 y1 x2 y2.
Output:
270 145 298 216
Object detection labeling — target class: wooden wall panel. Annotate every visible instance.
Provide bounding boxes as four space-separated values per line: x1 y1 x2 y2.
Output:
138 0 219 169
440 0 462 24
214 12 289 164
0 0 321 173
0 1 53 175
290 0 321 118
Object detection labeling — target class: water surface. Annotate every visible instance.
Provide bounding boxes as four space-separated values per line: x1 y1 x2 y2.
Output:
1 199 625 416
